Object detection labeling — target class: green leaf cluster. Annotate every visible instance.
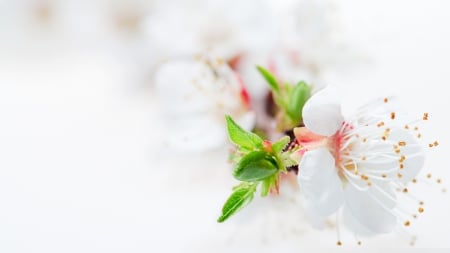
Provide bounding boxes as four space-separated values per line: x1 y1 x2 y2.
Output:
217 116 298 223
256 66 312 131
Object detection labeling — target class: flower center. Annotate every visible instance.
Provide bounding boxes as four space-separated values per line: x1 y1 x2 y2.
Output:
330 122 356 177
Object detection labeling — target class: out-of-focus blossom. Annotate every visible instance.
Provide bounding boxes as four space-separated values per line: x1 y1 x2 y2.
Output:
143 0 276 62
154 56 255 151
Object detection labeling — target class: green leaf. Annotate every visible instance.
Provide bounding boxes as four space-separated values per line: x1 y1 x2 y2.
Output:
233 151 278 181
217 183 257 223
271 136 291 154
287 81 311 124
287 81 311 123
256 66 279 93
225 115 263 150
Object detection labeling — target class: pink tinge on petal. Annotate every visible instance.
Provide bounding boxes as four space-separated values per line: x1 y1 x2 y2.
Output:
227 54 243 71
293 127 328 153
294 127 326 144
234 72 251 109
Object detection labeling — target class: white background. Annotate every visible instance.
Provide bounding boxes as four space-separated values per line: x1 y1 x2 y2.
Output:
1 0 450 251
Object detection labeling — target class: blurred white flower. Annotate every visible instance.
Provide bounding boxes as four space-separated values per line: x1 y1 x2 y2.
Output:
144 0 276 61
154 56 255 151
292 86 428 237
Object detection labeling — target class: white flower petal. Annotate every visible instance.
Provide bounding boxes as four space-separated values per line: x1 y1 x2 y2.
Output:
298 148 344 217
344 183 397 234
302 86 344 136
369 182 397 209
303 201 327 230
154 59 211 114
387 128 425 183
355 96 401 121
165 115 225 152
234 111 256 132
401 153 425 183
342 207 377 237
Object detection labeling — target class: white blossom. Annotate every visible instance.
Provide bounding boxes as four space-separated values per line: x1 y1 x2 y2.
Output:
293 86 429 237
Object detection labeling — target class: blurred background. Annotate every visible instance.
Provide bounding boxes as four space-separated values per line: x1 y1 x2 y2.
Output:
1 0 449 252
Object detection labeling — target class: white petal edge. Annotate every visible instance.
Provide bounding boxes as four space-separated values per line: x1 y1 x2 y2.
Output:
302 86 344 136
298 148 344 217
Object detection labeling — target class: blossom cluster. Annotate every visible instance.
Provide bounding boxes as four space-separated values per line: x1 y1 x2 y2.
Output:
213 66 442 246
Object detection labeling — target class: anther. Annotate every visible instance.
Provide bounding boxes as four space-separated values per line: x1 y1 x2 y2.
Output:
423 113 429 120
391 112 396 120
418 207 424 213
404 220 411 227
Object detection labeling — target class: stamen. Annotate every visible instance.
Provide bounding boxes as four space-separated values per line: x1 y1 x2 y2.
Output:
391 112 396 120
336 213 342 246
